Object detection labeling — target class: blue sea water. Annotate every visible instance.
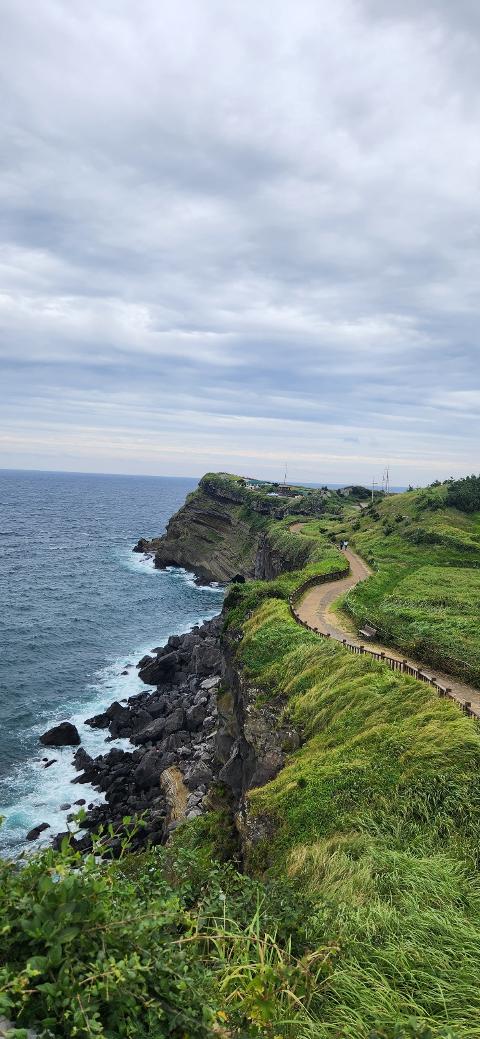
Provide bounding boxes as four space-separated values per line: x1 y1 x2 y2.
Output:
0 470 224 856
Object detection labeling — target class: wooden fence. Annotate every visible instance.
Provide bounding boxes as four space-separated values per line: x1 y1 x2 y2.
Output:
288 572 480 722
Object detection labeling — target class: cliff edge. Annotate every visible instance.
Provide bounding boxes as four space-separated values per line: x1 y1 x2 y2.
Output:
134 473 282 583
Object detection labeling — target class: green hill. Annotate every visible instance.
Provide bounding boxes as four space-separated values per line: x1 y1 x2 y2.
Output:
341 480 480 683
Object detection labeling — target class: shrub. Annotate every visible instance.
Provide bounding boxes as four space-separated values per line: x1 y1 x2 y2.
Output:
446 474 480 513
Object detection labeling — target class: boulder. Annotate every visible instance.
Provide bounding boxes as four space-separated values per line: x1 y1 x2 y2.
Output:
133 717 166 746
137 653 155 669
133 537 151 553
185 764 213 790
73 747 94 772
163 707 186 736
192 639 221 677
40 721 81 747
26 821 50 841
86 701 130 731
186 702 207 731
130 708 154 732
148 698 168 719
139 651 179 685
164 730 190 752
200 675 221 692
133 749 165 790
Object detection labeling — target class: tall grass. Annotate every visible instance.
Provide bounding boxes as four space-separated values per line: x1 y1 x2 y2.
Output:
233 598 480 1037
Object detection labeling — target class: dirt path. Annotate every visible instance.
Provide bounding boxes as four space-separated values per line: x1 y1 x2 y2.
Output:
290 524 480 714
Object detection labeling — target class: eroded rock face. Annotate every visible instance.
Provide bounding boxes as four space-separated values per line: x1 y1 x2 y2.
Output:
215 633 301 801
133 480 264 582
40 721 81 747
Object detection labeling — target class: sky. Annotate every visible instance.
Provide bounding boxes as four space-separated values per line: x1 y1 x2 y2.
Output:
1 0 479 486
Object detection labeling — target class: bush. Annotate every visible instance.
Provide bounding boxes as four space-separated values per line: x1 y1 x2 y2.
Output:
446 474 480 513
0 824 328 1038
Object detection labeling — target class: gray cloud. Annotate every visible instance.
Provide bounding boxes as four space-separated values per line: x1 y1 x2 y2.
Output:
0 0 479 483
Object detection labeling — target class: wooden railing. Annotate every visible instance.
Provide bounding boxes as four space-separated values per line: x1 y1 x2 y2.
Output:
289 565 350 606
288 573 480 722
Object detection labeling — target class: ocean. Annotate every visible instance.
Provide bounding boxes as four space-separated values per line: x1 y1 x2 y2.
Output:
0 470 224 856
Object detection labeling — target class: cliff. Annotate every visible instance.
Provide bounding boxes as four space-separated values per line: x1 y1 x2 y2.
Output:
134 473 289 583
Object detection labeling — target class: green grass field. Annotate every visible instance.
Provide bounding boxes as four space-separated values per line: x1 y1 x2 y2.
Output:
343 486 480 683
231 594 480 1037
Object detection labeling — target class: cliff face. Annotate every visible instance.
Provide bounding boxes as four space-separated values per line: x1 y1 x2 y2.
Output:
215 632 300 801
134 480 265 583
133 474 306 584
254 533 288 580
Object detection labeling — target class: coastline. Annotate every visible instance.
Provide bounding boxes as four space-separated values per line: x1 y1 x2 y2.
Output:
0 559 224 859
53 611 224 856
3 556 225 857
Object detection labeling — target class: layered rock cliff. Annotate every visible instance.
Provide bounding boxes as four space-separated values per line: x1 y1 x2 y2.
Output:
134 474 285 583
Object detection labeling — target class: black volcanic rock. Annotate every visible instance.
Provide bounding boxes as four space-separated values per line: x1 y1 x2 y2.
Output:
186 702 207 731
73 747 94 771
133 537 153 553
26 822 50 841
47 612 224 854
138 651 179 685
133 749 165 790
40 721 80 747
133 717 166 746
163 706 186 736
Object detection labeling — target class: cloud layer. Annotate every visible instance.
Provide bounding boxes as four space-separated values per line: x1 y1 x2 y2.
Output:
1 0 479 483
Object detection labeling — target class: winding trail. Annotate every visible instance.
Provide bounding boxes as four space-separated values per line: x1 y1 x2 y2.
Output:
290 523 480 716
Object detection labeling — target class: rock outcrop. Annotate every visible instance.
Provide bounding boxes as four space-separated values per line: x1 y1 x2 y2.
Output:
133 474 285 583
62 618 224 856
215 629 300 804
40 721 81 747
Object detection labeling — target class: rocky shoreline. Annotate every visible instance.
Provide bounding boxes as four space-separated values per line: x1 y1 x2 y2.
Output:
37 614 225 856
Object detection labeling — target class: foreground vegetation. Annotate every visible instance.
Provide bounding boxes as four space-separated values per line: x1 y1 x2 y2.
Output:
2 815 340 1038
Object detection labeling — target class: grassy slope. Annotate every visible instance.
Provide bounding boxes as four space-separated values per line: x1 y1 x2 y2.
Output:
224 517 349 630
341 485 480 682
222 497 480 1038
232 595 480 1038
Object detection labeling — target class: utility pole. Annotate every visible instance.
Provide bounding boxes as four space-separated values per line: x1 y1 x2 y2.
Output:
371 478 377 503
283 462 288 488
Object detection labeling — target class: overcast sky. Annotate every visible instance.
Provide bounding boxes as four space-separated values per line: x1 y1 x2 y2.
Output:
1 0 479 485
